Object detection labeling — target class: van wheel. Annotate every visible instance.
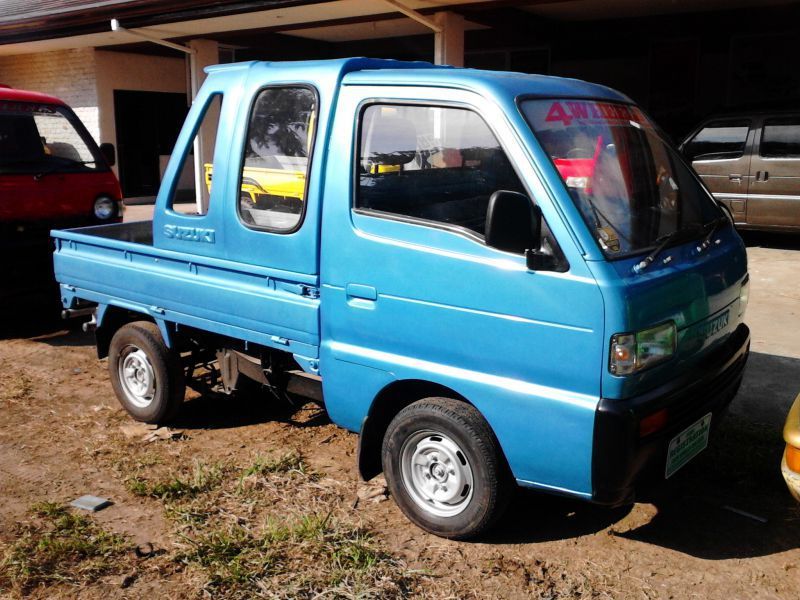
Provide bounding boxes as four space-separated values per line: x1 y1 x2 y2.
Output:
382 398 511 540
108 321 185 424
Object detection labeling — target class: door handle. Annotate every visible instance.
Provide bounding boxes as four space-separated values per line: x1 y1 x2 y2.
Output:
755 171 770 182
729 174 742 183
346 283 377 301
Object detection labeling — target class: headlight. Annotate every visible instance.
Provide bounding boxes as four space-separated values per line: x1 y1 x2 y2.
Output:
93 196 116 220
610 321 676 375
739 275 750 317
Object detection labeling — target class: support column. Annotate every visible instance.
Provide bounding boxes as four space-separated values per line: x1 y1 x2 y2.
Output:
433 11 465 67
188 39 219 214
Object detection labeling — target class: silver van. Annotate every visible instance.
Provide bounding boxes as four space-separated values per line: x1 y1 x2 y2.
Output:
681 112 800 232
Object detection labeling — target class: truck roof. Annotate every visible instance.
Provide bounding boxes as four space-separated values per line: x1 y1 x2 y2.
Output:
345 67 631 104
205 58 631 104
0 85 67 106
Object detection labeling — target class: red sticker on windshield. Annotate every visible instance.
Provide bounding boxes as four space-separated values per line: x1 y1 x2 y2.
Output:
545 101 645 127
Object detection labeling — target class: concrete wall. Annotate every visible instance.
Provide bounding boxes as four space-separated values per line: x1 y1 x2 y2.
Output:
94 50 188 163
0 48 99 140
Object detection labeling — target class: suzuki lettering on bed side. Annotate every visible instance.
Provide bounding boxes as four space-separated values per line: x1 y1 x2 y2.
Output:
163 224 216 243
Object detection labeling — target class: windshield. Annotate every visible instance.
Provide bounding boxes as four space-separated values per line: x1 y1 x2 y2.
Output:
0 100 103 175
521 99 720 257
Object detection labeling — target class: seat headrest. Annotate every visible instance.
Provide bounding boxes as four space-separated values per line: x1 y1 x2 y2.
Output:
365 116 417 166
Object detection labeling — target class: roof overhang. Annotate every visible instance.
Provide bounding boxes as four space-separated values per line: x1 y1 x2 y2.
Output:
0 0 492 56
0 0 796 57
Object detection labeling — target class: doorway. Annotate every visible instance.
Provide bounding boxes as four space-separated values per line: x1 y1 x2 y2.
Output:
114 90 188 198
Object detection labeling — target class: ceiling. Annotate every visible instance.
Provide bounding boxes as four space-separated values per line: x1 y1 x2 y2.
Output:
0 0 489 55
522 0 798 20
0 0 796 56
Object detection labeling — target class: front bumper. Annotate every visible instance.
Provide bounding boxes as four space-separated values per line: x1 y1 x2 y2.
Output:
592 323 750 506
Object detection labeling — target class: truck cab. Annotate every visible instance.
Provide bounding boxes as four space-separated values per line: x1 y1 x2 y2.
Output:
52 59 750 539
1 86 121 311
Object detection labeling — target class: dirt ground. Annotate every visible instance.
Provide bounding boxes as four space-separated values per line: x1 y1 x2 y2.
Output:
1 230 799 599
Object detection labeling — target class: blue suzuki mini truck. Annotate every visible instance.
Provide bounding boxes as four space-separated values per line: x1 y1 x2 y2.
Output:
52 58 751 539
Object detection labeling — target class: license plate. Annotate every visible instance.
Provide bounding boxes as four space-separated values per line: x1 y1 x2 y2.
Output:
665 413 712 478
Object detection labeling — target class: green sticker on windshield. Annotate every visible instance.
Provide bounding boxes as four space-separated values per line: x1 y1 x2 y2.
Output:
597 226 620 253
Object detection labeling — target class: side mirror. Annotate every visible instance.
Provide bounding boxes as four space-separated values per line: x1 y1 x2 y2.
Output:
485 190 541 255
99 143 116 167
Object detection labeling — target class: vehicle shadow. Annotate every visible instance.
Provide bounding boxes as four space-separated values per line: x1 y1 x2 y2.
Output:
740 230 800 250
0 313 93 347
171 388 332 432
486 351 800 560
485 490 634 544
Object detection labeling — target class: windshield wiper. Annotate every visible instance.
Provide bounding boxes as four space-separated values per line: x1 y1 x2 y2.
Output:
633 223 705 274
34 159 96 180
697 215 729 253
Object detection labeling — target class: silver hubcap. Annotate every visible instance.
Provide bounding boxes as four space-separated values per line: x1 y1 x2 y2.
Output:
400 430 474 518
118 346 156 408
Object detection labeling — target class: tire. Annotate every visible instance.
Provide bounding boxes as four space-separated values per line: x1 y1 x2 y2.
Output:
382 397 511 540
108 321 185 424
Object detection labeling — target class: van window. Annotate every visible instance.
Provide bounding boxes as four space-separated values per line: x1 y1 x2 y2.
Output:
0 101 102 175
683 119 750 162
237 87 316 232
356 104 525 238
172 94 222 215
760 117 800 158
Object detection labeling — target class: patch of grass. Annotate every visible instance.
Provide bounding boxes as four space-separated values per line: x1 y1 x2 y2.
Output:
241 451 308 478
237 451 319 493
108 447 420 597
127 460 224 500
176 512 415 598
0 502 129 594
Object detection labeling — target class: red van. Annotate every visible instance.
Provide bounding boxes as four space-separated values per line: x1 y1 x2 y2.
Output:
0 86 122 312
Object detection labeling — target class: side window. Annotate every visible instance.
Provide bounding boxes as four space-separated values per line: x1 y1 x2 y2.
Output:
172 94 222 215
760 117 800 158
683 119 750 162
237 87 317 232
357 104 526 239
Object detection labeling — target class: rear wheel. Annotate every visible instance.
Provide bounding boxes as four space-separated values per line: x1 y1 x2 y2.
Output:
382 397 511 540
108 321 185 423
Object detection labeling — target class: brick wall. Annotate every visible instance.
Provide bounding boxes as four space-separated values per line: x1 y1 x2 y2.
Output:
0 48 99 141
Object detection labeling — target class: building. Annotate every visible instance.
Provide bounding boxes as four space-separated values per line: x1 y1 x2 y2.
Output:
1 0 797 199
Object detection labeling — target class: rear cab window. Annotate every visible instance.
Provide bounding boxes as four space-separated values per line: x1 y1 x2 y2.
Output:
237 86 317 232
521 99 721 258
683 119 751 162
171 93 222 215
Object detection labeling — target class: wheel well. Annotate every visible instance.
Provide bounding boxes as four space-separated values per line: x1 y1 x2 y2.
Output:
95 307 155 359
357 379 471 481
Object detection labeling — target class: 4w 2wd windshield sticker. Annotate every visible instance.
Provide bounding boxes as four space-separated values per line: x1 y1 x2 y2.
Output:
544 101 647 128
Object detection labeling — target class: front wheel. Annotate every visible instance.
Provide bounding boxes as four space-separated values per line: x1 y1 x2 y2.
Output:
108 321 185 423
382 398 511 540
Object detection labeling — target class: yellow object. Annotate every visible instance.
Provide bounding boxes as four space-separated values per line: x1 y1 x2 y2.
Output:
205 163 306 204
369 163 401 174
781 393 800 501
783 393 800 449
